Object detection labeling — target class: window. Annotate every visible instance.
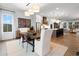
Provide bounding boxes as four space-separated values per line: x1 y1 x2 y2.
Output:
75 22 79 29
68 22 73 29
3 15 12 32
63 22 67 28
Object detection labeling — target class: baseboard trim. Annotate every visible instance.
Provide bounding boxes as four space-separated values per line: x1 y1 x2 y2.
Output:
0 38 18 42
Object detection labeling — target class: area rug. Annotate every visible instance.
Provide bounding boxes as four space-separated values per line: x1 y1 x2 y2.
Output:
1 40 68 56
47 42 68 56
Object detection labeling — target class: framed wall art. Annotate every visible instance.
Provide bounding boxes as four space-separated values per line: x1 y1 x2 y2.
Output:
18 18 31 28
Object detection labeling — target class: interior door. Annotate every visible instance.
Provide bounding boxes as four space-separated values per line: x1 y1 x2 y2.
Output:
2 14 14 40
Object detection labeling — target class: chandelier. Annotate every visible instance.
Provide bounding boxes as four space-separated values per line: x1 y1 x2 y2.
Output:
25 3 40 16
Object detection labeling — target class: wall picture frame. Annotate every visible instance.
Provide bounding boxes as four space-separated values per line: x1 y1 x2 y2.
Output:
18 18 31 28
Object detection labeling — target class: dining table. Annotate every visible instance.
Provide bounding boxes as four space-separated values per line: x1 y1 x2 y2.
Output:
20 32 40 52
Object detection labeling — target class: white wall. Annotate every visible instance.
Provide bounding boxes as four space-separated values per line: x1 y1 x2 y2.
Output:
14 11 31 38
31 15 37 31
0 10 2 40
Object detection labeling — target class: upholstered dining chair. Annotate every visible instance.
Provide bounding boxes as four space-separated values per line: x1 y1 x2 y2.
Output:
35 29 53 56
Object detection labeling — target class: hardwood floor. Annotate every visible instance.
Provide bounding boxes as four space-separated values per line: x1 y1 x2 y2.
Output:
52 32 79 56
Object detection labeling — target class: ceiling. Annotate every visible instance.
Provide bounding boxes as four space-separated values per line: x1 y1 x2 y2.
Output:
39 3 79 18
0 3 79 20
0 3 46 11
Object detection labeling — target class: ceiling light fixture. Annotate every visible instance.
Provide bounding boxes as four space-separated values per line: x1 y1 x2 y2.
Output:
25 11 30 16
32 4 40 12
28 9 34 15
25 3 40 16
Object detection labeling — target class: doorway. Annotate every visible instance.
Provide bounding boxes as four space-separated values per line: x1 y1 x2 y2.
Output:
1 14 14 40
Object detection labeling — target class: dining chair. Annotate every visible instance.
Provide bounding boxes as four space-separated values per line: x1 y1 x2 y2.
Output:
35 29 53 56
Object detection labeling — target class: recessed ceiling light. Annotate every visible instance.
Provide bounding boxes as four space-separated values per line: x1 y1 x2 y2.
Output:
56 8 59 10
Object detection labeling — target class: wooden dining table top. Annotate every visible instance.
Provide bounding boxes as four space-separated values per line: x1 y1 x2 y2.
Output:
21 32 40 40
